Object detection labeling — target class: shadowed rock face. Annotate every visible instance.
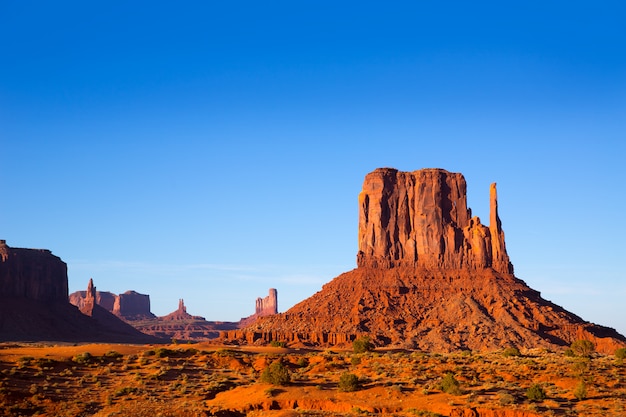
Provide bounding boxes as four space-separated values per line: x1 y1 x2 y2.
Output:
228 168 626 353
0 240 68 302
357 168 512 274
0 242 161 343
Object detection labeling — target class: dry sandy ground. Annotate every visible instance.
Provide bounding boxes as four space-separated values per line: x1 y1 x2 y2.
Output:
1 342 625 416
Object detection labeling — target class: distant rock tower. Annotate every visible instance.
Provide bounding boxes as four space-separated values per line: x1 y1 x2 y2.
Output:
255 288 278 316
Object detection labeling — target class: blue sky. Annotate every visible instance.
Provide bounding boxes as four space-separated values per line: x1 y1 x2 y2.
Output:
1 2 625 336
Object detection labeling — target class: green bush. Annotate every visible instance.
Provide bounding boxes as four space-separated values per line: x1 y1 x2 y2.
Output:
502 347 521 357
350 355 362 366
260 361 291 386
439 373 461 395
573 380 587 400
270 340 286 348
352 336 374 354
338 372 360 392
104 350 123 359
526 383 546 401
72 352 93 365
570 340 595 358
615 347 626 360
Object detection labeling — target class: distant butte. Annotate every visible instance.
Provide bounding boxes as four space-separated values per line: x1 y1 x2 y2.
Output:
0 240 160 343
225 168 626 353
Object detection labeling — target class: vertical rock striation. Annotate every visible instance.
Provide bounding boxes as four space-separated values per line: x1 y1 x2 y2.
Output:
255 288 278 316
357 168 513 274
0 240 68 302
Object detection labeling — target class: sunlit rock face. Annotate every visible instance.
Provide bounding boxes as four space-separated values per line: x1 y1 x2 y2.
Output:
357 168 512 274
227 168 626 353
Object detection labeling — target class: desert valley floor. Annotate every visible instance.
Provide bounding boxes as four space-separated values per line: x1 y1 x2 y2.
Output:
1 342 625 417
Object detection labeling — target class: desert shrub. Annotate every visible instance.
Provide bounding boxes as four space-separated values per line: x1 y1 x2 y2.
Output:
353 336 374 354
498 391 515 405
297 357 309 367
525 383 546 401
502 347 521 357
350 355 362 366
104 350 123 359
615 347 626 360
570 340 595 358
573 380 587 400
439 373 461 395
260 361 291 386
564 348 575 357
115 386 139 397
72 352 93 365
155 348 175 358
270 340 286 348
338 372 360 392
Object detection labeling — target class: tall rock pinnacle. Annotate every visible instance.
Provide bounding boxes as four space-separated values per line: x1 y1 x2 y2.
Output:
357 168 513 274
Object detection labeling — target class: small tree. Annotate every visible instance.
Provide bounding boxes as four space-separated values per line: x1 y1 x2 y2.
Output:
570 340 595 358
352 336 374 354
526 383 546 401
502 347 521 357
439 373 461 395
615 347 626 360
573 380 587 400
260 361 291 386
338 372 360 392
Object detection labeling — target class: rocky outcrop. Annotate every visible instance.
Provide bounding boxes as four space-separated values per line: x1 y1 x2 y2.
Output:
226 168 626 353
70 286 155 320
0 240 68 302
256 288 278 316
357 168 512 273
0 242 161 343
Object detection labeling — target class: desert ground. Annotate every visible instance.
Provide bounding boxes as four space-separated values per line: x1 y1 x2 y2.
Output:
1 341 624 417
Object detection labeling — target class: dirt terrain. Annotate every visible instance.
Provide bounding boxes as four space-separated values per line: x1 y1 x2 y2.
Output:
1 342 624 417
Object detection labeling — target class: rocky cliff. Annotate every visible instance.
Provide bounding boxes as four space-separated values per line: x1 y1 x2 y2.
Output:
0 240 68 302
357 168 512 273
225 168 626 353
0 241 161 343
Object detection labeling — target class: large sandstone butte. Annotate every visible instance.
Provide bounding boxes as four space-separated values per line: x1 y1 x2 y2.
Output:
225 168 626 353
0 240 160 343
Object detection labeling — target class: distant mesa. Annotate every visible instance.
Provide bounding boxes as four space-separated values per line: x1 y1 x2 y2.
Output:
0 240 160 343
224 168 626 353
69 283 156 321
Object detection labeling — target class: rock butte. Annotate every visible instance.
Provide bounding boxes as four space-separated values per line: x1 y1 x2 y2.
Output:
224 168 626 353
0 242 159 343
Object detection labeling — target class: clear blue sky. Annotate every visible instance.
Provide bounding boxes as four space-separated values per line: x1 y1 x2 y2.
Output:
2 2 625 336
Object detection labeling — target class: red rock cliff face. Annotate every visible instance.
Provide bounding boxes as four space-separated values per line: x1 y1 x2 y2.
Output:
0 240 68 302
255 288 278 316
357 168 513 274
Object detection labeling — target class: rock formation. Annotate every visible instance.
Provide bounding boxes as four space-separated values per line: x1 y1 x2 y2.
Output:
256 288 278 316
129 290 278 340
0 241 161 343
0 239 68 302
224 168 626 353
356 168 512 273
70 286 155 320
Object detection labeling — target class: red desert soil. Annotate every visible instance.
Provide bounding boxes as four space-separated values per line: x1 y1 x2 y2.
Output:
1 342 625 417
